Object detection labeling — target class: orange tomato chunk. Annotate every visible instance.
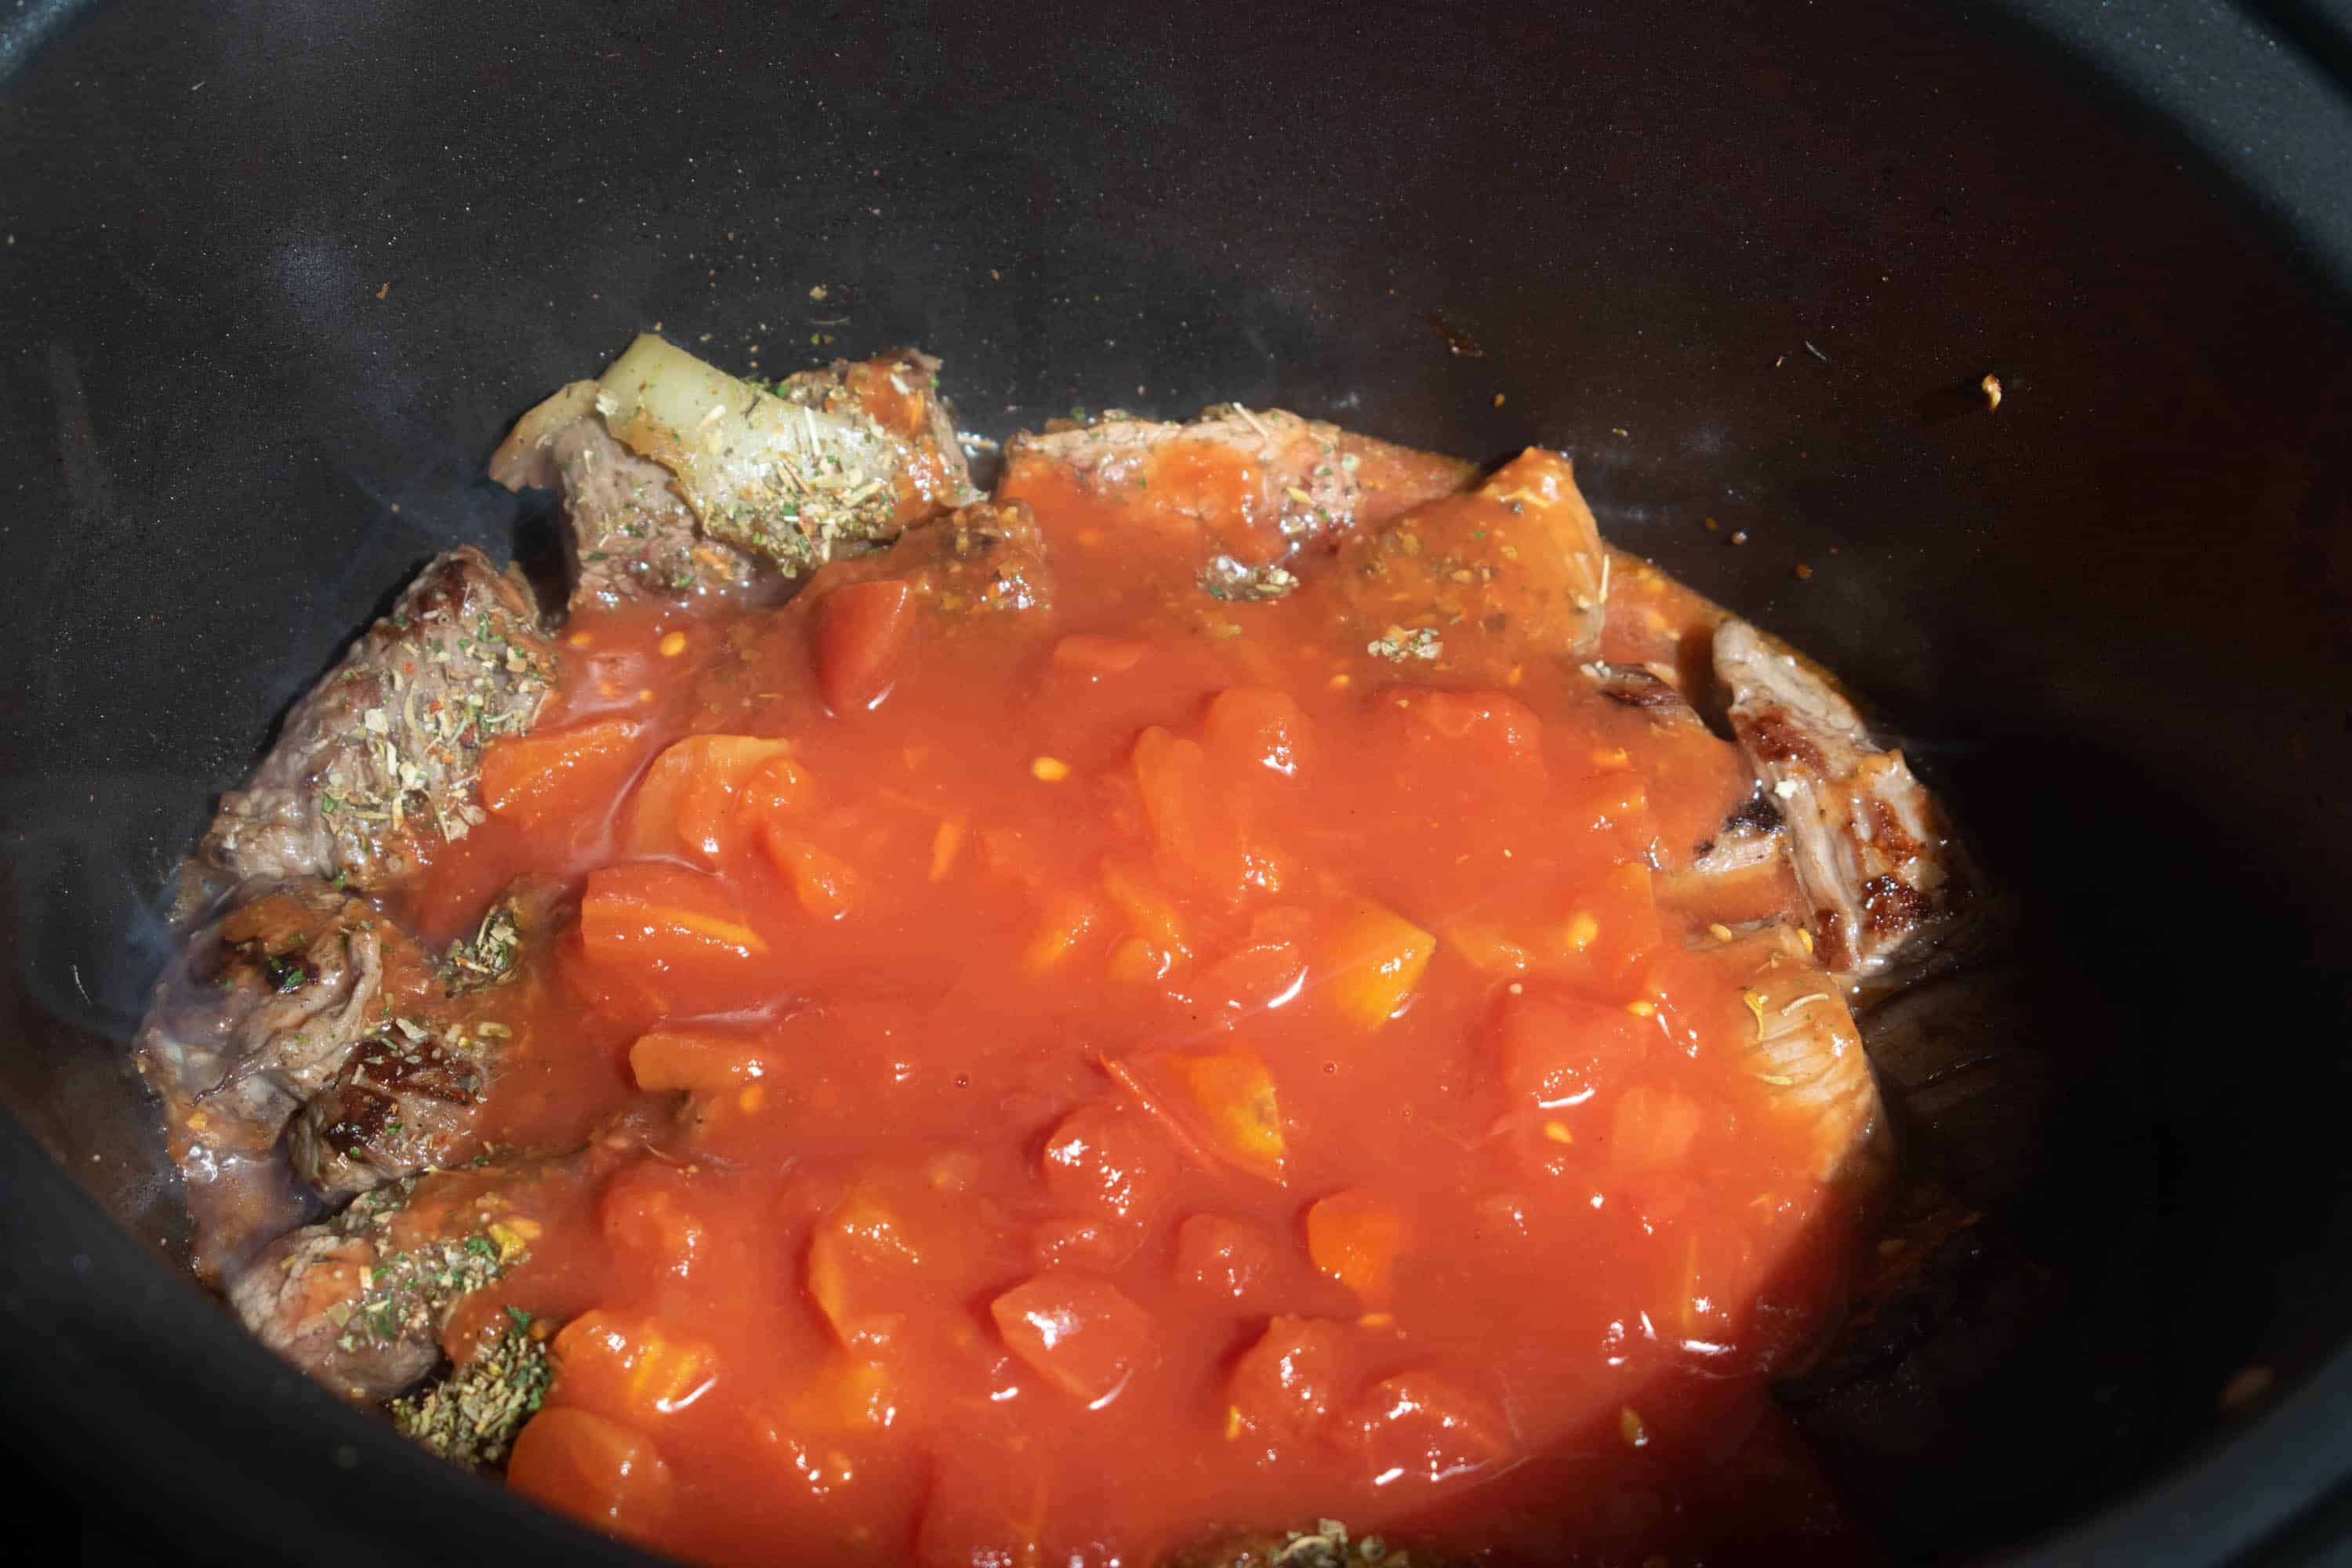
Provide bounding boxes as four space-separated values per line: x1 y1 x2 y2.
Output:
478 717 644 833
622 734 790 862
1226 1315 1345 1443
1493 987 1653 1111
990 1272 1153 1407
553 1308 721 1420
1171 1214 1275 1300
628 1028 771 1093
1305 1189 1407 1306
1321 898 1437 1028
1038 1102 1177 1224
817 578 915 713
1109 1049 1287 1185
758 829 861 920
1610 1084 1707 1171
579 863 769 973
1341 1371 1511 1487
507 1408 676 1543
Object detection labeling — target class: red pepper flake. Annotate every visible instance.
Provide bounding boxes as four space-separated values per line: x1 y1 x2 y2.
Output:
1793 563 1814 581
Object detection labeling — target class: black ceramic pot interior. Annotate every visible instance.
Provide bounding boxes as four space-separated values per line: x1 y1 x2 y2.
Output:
2 2 2350 1564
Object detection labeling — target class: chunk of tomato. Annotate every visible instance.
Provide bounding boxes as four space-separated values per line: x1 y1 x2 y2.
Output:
1305 1189 1407 1306
1341 1371 1511 1488
1171 1214 1276 1301
817 578 915 713
579 862 769 979
1225 1315 1346 1444
1493 986 1653 1112
506 1408 676 1544
478 717 645 835
622 734 790 862
989 1272 1153 1408
1038 1102 1178 1225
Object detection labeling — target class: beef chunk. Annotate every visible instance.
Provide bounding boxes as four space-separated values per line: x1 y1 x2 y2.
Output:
490 336 975 608
1000 405 1472 597
228 1173 522 1403
286 1020 495 1202
227 1132 645 1404
289 877 566 1200
1715 619 1967 983
192 547 557 898
140 881 410 1163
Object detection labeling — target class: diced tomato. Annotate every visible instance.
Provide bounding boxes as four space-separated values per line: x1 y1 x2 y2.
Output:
817 578 916 713
1305 1189 1407 1306
1493 986 1653 1112
1319 898 1437 1029
507 1409 676 1544
622 734 791 862
1341 1371 1511 1487
478 717 645 834
1381 688 1544 791
1535 861 1662 979
741 753 819 818
989 1272 1153 1407
758 828 862 920
601 1164 710 1283
1171 1214 1276 1301
1099 857 1190 958
1203 687 1308 782
1194 932 1308 1015
1037 1102 1178 1225
552 1308 720 1421
1030 1214 1123 1271
579 863 770 981
804 1182 928 1351
1610 1084 1707 1171
1051 633 1148 677
1025 889 1103 972
1131 725 1252 900
629 1027 771 1093
782 1353 906 1436
1108 1048 1287 1185
1225 1315 1345 1443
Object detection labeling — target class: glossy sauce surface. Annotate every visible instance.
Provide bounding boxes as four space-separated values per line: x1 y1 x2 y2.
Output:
405 445 1872 1566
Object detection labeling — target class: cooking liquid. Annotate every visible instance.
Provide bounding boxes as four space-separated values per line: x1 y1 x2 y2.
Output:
400 448 1874 1566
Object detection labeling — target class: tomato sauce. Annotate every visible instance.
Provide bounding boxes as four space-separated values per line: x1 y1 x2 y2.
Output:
404 448 1876 1565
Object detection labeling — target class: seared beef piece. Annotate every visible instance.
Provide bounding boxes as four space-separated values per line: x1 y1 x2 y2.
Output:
191 547 557 901
1588 659 1705 723
1692 787 1788 877
136 880 397 1172
289 877 567 1200
287 1021 494 1202
1001 405 1472 597
1714 619 1966 984
494 379 727 603
143 871 554 1247
230 1203 446 1401
228 1130 648 1404
1701 923 1887 1187
490 337 975 608
228 1171 524 1403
